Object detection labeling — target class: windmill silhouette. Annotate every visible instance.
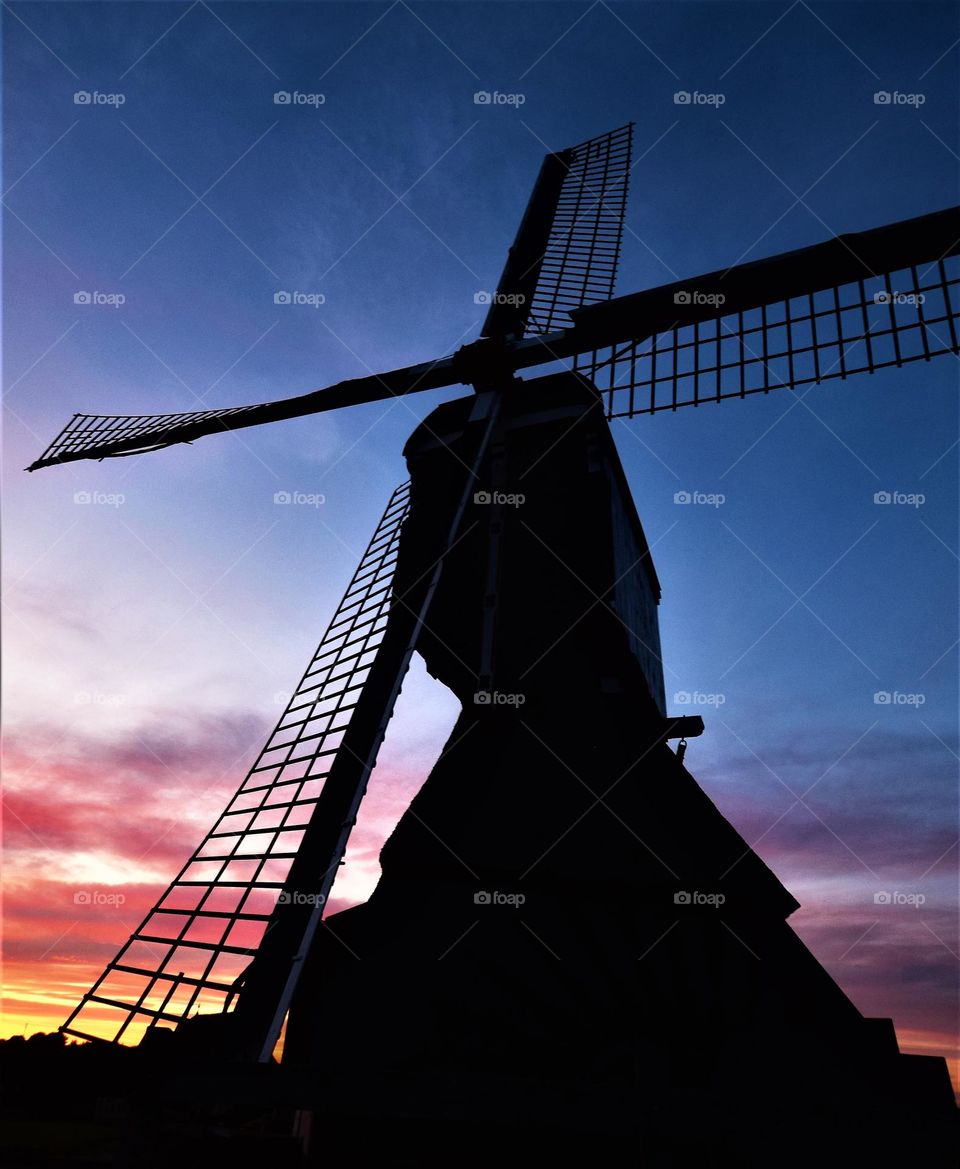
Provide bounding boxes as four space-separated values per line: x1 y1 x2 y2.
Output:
30 125 958 1162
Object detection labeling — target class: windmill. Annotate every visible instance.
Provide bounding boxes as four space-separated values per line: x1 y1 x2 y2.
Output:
29 124 958 1159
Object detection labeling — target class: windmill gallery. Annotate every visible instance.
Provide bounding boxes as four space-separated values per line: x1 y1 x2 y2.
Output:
28 126 959 1165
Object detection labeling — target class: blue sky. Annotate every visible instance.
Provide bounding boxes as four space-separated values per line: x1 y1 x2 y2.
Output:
2 1 958 1070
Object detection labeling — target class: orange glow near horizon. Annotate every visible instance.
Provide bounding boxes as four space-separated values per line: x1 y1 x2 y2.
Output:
2 700 956 1095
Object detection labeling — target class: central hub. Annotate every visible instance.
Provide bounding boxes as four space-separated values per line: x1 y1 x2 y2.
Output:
452 336 517 388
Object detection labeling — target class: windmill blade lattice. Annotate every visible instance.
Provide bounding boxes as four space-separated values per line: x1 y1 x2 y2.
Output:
31 404 263 468
26 358 457 472
586 258 960 417
61 483 410 1047
572 206 960 416
524 123 633 335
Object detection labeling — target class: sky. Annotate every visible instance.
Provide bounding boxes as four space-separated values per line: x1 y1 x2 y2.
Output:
2 0 958 1087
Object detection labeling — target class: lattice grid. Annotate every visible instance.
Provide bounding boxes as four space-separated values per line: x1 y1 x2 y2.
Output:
61 482 411 1046
579 257 960 417
31 404 261 468
525 123 633 335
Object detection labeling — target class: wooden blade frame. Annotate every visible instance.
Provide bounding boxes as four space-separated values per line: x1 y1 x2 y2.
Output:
482 123 633 340
26 359 458 472
571 205 960 415
27 199 960 474
59 391 503 1063
60 481 414 1050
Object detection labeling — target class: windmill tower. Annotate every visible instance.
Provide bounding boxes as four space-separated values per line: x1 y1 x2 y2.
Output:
30 126 958 1164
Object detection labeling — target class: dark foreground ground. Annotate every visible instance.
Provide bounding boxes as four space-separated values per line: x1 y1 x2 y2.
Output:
2 1030 957 1169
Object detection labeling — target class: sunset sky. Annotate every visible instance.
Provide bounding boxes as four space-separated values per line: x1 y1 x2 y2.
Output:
3 1 957 1086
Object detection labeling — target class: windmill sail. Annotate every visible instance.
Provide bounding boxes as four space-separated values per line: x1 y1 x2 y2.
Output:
60 483 412 1049
521 123 633 336
60 387 503 1057
26 126 633 473
25 358 458 472
482 123 633 340
26 173 959 474
505 123 631 339
570 205 960 416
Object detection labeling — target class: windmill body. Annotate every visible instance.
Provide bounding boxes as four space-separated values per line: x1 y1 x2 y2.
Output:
29 125 959 1162
280 373 953 1164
